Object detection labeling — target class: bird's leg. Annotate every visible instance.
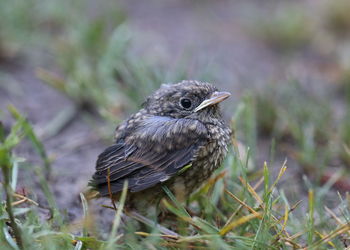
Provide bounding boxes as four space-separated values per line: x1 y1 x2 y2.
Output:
157 197 169 222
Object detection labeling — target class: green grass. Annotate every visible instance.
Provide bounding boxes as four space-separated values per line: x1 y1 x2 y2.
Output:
249 6 313 53
1 0 350 249
1 103 349 249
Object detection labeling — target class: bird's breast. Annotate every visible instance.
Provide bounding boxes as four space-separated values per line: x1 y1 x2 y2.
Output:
179 121 231 194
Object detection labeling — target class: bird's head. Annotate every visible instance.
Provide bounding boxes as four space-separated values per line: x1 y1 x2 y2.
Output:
143 80 231 121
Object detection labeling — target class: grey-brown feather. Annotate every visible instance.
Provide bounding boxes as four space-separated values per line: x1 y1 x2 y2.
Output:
92 115 208 194
90 80 231 211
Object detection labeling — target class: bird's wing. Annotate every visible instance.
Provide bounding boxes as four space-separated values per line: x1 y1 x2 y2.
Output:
91 116 208 195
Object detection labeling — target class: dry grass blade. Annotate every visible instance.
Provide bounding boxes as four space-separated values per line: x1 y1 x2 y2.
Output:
36 68 66 93
219 212 262 236
278 204 289 235
288 231 304 240
107 167 117 211
272 204 303 249
135 232 179 240
199 170 227 194
223 176 264 228
239 174 292 238
289 200 303 213
239 176 264 206
276 200 302 225
325 206 350 239
190 170 227 202
307 223 350 249
272 200 303 247
175 234 216 243
125 210 179 238
101 205 116 210
12 193 39 206
269 161 287 193
101 205 179 242
224 189 261 218
12 198 31 207
160 242 208 249
283 238 302 249
315 231 336 248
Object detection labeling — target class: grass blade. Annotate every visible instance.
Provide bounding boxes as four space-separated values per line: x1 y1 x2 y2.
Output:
106 181 128 249
161 186 190 218
8 105 51 179
80 193 89 238
219 212 262 236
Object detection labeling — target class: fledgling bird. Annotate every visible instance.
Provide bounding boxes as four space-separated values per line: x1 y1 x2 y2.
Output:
90 80 231 213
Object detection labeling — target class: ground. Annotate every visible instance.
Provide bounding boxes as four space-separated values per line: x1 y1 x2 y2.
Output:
1 0 350 248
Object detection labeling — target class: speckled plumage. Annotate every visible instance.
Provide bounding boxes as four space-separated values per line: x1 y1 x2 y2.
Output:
90 80 231 213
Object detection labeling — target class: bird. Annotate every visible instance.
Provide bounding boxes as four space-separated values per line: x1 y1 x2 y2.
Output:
90 80 232 214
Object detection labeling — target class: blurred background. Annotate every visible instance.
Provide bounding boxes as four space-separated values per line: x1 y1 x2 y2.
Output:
1 0 350 242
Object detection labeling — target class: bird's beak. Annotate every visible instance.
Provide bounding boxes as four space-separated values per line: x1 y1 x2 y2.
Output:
194 91 231 112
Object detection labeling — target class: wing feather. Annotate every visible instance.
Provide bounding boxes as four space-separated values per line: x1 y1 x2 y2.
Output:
91 116 208 196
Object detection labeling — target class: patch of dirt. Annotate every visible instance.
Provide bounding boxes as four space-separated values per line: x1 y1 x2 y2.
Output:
0 63 106 220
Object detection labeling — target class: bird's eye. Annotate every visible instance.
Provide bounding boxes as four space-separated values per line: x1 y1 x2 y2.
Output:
180 98 192 109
